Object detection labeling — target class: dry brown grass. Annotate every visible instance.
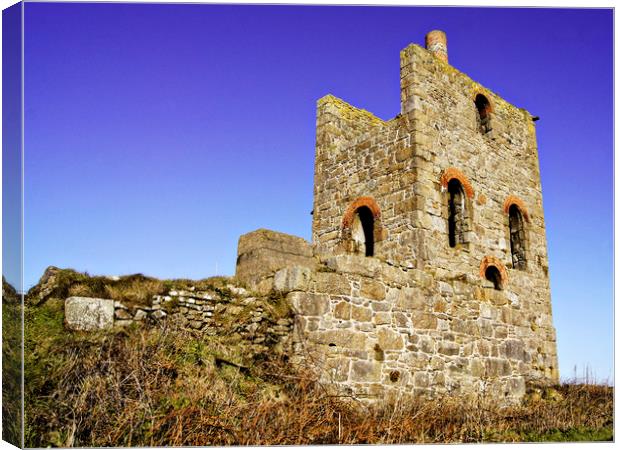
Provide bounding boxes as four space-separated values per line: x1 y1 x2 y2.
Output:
102 278 165 304
25 300 613 447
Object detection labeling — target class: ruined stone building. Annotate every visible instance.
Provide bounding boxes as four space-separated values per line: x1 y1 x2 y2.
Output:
235 30 559 401
64 29 558 403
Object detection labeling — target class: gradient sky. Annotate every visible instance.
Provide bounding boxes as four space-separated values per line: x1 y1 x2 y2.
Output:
20 4 612 382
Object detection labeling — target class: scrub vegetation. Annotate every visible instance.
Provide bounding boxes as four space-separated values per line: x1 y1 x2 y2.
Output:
2 278 22 447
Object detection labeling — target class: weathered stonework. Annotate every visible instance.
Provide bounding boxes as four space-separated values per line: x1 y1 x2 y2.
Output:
235 30 558 402
287 255 548 401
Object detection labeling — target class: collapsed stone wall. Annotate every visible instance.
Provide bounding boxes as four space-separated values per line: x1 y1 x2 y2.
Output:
65 283 294 354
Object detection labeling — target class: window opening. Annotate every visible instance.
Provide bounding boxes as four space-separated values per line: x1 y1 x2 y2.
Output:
448 178 466 247
509 204 527 270
485 266 503 290
475 94 492 134
351 206 375 257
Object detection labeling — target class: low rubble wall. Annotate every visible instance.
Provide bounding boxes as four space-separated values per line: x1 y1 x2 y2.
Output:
65 283 294 354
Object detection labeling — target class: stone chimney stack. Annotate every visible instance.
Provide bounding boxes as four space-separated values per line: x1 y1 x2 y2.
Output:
425 30 448 63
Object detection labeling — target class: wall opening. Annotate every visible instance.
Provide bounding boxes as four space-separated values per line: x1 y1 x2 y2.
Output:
351 206 375 257
389 370 401 382
485 266 503 290
475 94 492 134
342 197 382 257
448 178 467 247
509 204 527 270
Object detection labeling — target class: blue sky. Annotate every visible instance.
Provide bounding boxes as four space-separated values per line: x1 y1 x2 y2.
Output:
16 4 613 381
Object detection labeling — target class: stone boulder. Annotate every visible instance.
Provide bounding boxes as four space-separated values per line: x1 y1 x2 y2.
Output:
65 297 114 331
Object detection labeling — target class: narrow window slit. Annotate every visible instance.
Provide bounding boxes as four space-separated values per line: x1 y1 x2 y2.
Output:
448 178 467 247
509 204 527 270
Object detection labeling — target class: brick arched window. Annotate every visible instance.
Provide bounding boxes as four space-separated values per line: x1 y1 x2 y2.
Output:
479 256 508 290
475 94 493 134
342 197 382 257
350 206 374 256
508 205 527 270
485 266 503 290
440 168 473 248
503 196 530 270
448 179 466 247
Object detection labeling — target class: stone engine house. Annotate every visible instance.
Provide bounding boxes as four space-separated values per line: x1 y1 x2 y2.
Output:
235 30 559 401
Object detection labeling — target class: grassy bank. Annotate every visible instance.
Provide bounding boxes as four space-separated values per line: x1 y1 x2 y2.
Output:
24 297 613 447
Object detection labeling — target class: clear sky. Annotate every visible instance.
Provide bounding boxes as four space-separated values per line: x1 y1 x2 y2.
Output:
20 4 612 382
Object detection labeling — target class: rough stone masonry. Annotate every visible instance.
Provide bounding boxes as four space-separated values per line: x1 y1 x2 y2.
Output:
235 30 559 402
